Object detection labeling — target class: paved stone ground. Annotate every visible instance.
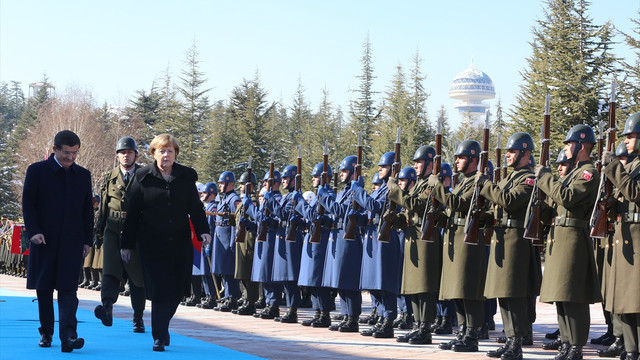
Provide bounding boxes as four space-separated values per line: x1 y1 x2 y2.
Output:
1 274 612 359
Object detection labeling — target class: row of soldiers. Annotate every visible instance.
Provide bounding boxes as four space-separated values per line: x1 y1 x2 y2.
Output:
87 112 639 360
0 216 27 277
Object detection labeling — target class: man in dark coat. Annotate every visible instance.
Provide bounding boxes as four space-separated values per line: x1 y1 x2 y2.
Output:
23 130 93 353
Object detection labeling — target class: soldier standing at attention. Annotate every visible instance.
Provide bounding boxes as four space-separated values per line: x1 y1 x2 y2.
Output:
535 124 601 360
428 140 487 353
94 136 146 333
476 132 539 360
391 146 441 345
601 113 640 360
212 171 242 311
233 171 260 316
198 182 218 309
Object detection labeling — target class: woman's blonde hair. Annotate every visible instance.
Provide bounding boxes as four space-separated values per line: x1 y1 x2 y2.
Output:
149 134 180 156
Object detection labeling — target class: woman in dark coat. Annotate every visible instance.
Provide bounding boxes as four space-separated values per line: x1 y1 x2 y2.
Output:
120 134 210 352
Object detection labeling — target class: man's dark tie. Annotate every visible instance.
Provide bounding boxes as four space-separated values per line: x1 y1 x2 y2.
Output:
123 172 129 185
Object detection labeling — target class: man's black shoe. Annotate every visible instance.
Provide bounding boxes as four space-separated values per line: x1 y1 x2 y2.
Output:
61 338 84 353
236 304 256 316
338 317 359 332
546 329 560 340
152 339 165 352
38 333 52 347
303 310 321 326
592 332 616 345
133 319 145 333
311 312 331 328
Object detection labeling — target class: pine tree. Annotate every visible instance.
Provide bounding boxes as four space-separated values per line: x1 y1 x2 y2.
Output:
175 42 211 169
347 35 381 171
436 105 455 164
407 51 433 161
619 9 640 116
155 66 182 142
289 79 312 166
510 0 620 153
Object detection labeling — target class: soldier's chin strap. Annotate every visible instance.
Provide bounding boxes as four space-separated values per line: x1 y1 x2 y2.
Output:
511 150 524 168
567 142 583 173
420 159 433 179
342 170 353 185
461 156 474 174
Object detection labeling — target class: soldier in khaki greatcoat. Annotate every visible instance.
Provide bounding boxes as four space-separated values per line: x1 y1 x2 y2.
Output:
477 132 539 360
535 124 602 360
601 113 640 360
93 137 146 333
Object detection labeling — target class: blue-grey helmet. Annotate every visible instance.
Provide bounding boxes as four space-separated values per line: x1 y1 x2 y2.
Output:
378 151 396 166
340 155 358 171
398 166 417 182
218 171 235 184
262 170 282 183
412 145 436 163
441 162 452 178
564 124 596 144
116 136 137 153
282 165 298 179
371 173 382 185
616 142 630 157
486 160 494 182
239 171 257 185
454 140 481 158
311 163 333 178
621 113 640 136
505 132 534 152
204 182 218 195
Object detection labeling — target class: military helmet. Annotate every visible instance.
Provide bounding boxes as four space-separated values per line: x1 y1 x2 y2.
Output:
563 124 596 144
441 162 452 178
412 145 436 162
486 160 495 182
556 151 569 164
371 173 382 185
116 136 137 153
262 170 282 183
621 113 640 136
282 165 298 178
339 155 358 171
239 171 257 185
204 182 218 195
217 171 235 184
398 166 417 182
454 140 481 158
616 142 630 157
379 151 396 166
528 154 536 168
505 132 535 152
196 182 205 192
311 163 333 178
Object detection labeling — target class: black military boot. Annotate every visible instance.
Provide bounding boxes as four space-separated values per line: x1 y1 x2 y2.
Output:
565 345 584 360
592 332 616 346
598 337 625 358
487 337 513 358
396 322 420 343
338 316 359 332
397 313 414 330
311 311 332 328
434 316 453 334
329 316 348 331
219 298 238 312
302 310 321 326
79 268 91 287
478 322 490 340
393 312 406 328
546 328 560 339
260 305 279 319
625 352 639 360
253 304 269 318
359 307 377 324
408 322 432 345
333 313 345 321
554 343 571 360
522 331 533 346
94 299 113 327
235 303 256 316
439 324 466 350
543 339 563 350
255 298 266 309
373 317 394 338
501 336 523 360
430 316 442 332
360 316 382 336
279 307 298 323
452 327 479 352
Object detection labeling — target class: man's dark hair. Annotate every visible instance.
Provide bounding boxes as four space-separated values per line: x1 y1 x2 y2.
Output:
53 130 81 148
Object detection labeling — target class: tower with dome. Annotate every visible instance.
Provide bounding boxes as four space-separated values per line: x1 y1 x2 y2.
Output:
449 60 495 125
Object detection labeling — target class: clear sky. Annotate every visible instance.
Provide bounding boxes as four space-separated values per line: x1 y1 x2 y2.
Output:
1 0 638 129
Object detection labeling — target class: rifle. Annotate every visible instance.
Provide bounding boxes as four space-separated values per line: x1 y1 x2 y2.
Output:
235 157 253 243
309 141 329 244
344 131 363 241
378 127 402 243
495 133 502 184
420 118 442 242
257 150 275 242
523 94 551 246
285 145 302 242
206 211 237 217
502 153 508 180
333 161 339 192
590 79 617 239
464 111 490 245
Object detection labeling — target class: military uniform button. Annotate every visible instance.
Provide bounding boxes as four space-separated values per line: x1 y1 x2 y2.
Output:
625 240 629 244
616 240 620 244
